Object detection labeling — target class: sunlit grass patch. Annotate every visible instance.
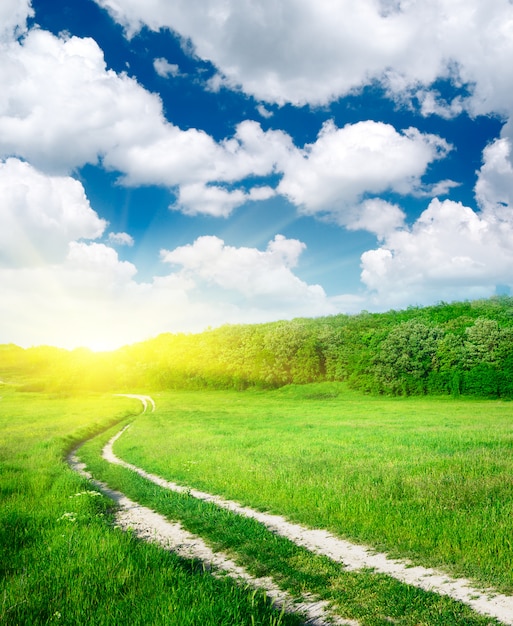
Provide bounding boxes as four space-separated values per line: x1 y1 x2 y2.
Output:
79 415 501 626
0 388 301 625
113 385 513 594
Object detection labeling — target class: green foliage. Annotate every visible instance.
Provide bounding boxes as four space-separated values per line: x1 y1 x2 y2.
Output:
2 295 513 398
372 321 444 394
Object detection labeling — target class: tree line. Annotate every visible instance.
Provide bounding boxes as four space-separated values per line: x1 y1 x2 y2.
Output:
2 296 513 398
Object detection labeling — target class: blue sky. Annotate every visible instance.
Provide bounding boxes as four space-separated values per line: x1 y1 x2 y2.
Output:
1 0 513 349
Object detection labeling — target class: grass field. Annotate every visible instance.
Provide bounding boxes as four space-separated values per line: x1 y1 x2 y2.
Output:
0 386 303 625
3 381 513 625
107 383 513 595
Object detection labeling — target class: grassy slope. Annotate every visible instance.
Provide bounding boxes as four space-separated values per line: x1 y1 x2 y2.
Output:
0 387 301 626
81 420 497 626
112 383 513 594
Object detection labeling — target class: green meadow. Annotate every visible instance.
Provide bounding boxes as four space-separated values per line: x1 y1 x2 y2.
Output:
0 387 303 626
108 384 513 595
3 298 513 624
2 379 513 624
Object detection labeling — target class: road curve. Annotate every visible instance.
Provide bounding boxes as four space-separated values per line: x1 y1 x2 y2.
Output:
104 413 513 626
69 394 353 626
113 393 156 413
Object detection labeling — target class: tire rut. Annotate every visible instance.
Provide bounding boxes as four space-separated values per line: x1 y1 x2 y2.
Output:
68 394 354 626
100 396 513 626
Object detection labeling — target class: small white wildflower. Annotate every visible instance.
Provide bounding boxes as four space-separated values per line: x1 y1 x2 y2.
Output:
58 512 77 522
69 490 102 498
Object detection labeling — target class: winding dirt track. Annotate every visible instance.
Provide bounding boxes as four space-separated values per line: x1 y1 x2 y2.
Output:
73 395 513 625
70 395 354 626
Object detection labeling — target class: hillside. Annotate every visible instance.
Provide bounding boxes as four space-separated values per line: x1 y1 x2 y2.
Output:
2 296 513 398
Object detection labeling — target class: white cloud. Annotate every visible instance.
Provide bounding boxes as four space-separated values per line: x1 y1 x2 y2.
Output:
212 120 295 183
0 0 32 41
174 183 276 218
420 179 461 198
0 29 167 173
256 104 273 119
0 158 106 267
346 199 406 240
92 0 428 106
161 234 331 310
278 120 452 224
92 0 513 116
247 186 275 202
66 242 138 289
475 136 513 219
0 29 291 217
108 232 135 246
0 27 289 190
444 1 513 119
174 184 247 218
415 89 465 120
0 24 458 224
360 198 513 308
109 125 226 187
153 57 181 78
108 119 294 211
0 233 338 350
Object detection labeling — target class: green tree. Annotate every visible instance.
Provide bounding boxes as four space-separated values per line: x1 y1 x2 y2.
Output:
463 317 501 368
373 321 444 394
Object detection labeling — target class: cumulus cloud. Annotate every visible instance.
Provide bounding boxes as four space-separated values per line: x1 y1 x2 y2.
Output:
278 120 452 224
153 57 181 78
0 29 166 173
0 233 337 350
256 104 273 119
0 29 291 216
161 234 332 311
0 23 457 222
174 184 248 218
0 158 106 267
174 183 275 218
110 119 292 190
92 0 429 105
93 0 513 116
445 1 513 119
415 89 466 120
360 198 513 307
108 232 135 246
475 136 513 219
346 199 406 240
66 242 138 289
0 0 32 41
218 120 296 182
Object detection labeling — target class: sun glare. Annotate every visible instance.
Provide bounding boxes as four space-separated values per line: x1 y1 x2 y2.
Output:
41 322 132 353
